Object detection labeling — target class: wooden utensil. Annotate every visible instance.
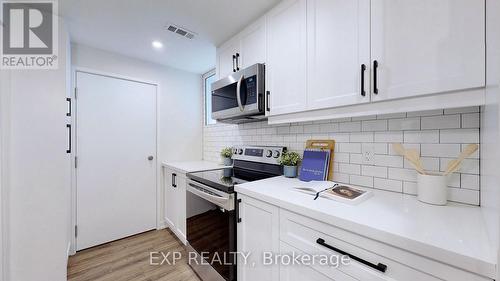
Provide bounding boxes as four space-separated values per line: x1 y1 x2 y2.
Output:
392 143 426 175
444 144 479 175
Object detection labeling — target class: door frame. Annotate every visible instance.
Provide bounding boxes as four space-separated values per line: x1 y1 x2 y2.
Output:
70 67 161 254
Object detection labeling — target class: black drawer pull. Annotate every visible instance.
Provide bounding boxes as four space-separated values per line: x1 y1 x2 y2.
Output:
266 91 270 112
172 173 177 188
232 55 236 72
236 198 242 223
316 238 387 273
66 124 71 153
235 53 240 71
360 64 366 97
373 60 379 94
66 98 72 116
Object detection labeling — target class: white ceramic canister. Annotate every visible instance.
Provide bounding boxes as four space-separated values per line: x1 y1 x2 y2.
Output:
417 172 448 205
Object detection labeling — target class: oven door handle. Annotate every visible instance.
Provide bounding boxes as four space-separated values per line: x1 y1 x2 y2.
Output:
236 75 244 112
187 181 235 211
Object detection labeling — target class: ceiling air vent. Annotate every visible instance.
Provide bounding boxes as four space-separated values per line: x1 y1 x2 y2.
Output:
165 24 196 40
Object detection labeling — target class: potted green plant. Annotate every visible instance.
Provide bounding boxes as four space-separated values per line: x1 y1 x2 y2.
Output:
220 147 233 166
278 151 301 178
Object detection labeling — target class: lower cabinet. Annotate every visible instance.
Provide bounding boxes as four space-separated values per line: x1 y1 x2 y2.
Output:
237 195 493 281
164 166 187 244
237 194 280 281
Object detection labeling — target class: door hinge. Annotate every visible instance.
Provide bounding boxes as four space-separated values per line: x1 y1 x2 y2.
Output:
74 87 78 99
75 225 78 238
75 156 78 169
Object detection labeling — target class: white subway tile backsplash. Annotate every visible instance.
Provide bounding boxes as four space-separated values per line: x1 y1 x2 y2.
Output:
440 129 479 144
374 178 403 192
421 144 461 158
388 168 417 182
462 113 480 128
374 131 403 143
362 165 388 178
350 175 374 187
421 115 460 129
350 132 374 143
339 121 361 132
204 107 481 205
404 130 439 144
362 120 388 132
388 117 420 131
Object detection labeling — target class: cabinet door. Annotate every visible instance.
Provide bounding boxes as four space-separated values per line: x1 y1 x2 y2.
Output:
175 175 187 244
266 0 307 115
164 168 178 229
307 0 370 110
371 0 485 101
240 17 267 68
217 38 240 79
237 195 280 281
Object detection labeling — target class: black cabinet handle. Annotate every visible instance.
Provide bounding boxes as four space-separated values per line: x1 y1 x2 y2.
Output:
66 124 71 154
316 238 387 273
232 55 236 72
236 198 242 223
66 98 72 117
236 53 240 71
172 173 177 188
360 64 366 97
373 60 379 95
266 91 270 112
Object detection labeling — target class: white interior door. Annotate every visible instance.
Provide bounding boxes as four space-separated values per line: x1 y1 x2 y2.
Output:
76 71 157 251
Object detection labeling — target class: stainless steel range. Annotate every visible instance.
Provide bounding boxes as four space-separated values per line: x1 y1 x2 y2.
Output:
186 145 286 281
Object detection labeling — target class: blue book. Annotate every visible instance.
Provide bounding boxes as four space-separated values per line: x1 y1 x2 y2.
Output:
299 149 330 182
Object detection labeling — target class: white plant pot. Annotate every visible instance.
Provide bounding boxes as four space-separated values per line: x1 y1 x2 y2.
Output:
417 173 448 206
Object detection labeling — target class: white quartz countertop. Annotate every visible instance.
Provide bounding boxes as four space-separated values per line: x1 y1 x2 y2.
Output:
162 160 229 173
235 176 496 278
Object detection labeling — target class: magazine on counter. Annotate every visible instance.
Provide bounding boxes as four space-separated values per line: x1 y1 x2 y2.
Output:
293 181 372 205
299 149 330 182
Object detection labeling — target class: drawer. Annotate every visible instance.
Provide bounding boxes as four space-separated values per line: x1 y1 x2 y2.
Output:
280 241 357 281
279 209 491 281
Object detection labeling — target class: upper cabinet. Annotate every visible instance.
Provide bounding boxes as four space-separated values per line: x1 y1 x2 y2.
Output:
216 37 240 79
266 0 307 115
239 18 267 69
216 17 267 80
307 0 371 110
371 0 485 102
216 0 486 121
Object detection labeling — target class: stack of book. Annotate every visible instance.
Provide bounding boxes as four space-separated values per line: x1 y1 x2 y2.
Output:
299 148 331 182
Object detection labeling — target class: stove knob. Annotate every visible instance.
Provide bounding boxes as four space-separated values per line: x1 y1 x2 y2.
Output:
273 150 280 158
266 150 273 158
238 148 244 155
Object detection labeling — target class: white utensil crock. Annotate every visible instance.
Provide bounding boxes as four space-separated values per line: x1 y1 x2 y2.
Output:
417 173 448 205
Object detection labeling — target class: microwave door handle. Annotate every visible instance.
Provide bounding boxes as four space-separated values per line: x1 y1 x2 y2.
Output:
236 75 244 112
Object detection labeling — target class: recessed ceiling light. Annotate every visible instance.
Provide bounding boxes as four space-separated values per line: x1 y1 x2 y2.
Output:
152 40 163 49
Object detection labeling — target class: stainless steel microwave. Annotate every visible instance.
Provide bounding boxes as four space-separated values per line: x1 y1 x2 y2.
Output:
211 63 266 123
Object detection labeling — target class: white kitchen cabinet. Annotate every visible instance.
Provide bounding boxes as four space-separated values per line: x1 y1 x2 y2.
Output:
307 0 371 110
216 37 240 79
370 0 485 101
164 167 187 244
239 17 267 69
237 194 280 281
266 0 307 116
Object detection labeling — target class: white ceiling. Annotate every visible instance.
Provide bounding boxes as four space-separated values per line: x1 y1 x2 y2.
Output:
60 0 280 74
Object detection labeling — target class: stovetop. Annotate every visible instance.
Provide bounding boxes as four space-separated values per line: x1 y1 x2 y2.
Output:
187 168 247 193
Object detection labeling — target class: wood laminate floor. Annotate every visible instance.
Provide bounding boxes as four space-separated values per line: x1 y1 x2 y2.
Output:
67 229 201 281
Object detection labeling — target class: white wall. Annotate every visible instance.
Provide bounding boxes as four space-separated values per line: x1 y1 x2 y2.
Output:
71 44 203 163
0 21 71 281
70 44 203 250
482 0 500 277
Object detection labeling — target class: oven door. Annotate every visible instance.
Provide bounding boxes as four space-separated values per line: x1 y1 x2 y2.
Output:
186 179 236 281
211 63 265 121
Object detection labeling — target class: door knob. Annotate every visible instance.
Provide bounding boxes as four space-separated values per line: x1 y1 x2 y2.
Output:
148 156 154 161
